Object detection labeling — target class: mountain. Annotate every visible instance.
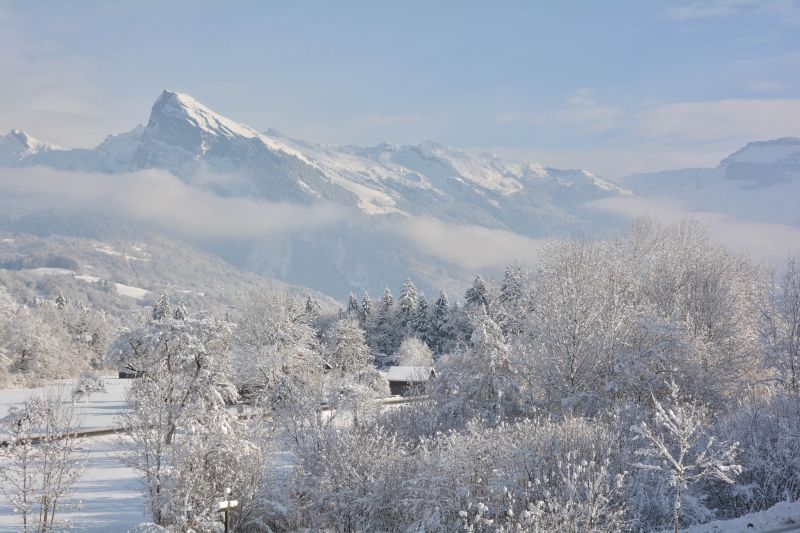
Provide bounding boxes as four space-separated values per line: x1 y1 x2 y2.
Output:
0 90 630 298
623 138 800 227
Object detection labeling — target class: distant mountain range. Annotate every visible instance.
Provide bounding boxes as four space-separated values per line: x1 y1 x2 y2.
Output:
1 90 798 298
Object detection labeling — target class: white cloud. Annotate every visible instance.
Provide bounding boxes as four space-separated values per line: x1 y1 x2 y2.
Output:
389 216 546 269
663 0 800 22
557 89 621 132
0 166 348 237
746 80 786 93
634 98 800 143
585 196 800 262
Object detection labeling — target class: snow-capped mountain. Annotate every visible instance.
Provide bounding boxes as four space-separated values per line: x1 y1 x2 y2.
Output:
0 90 627 236
0 129 58 166
0 90 639 297
623 137 800 227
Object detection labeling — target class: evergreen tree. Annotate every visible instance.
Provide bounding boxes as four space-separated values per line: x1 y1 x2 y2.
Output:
431 291 451 356
152 292 171 321
54 293 67 310
305 296 322 321
397 279 419 339
173 300 188 321
411 294 433 347
346 293 360 318
373 288 397 356
360 291 372 330
464 275 490 314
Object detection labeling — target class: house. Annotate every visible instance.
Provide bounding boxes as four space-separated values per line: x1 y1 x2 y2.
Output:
385 366 436 396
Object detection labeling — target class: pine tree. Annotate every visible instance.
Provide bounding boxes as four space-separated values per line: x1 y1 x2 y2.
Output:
305 296 322 321
54 293 67 310
431 291 451 356
411 294 432 347
346 293 360 318
373 288 397 356
360 291 372 330
464 275 490 314
173 300 188 320
152 292 171 321
397 279 419 338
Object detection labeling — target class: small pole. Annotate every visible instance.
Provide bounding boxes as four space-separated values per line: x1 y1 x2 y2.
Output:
224 487 231 533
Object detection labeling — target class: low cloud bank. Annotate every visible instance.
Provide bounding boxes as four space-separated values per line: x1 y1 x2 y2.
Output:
0 166 348 238
586 196 800 263
389 216 547 270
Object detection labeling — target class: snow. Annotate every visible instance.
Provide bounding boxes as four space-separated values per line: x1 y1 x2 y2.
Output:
674 501 800 533
385 366 433 382
0 377 130 434
114 283 149 299
23 267 76 276
76 274 101 283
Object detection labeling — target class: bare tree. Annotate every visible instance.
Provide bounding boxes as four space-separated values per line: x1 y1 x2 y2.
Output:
632 382 740 533
0 390 86 532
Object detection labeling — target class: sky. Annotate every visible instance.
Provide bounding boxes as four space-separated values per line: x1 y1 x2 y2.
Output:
1 0 799 178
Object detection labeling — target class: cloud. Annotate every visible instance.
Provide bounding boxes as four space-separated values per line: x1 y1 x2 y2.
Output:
585 196 800 262
361 113 423 126
557 89 621 132
663 0 800 22
0 166 348 238
634 98 800 143
389 216 546 269
746 80 786 93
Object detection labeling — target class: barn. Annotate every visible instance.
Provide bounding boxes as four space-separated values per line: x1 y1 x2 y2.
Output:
385 366 436 396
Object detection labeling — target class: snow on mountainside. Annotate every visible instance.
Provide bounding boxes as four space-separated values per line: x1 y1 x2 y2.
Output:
0 90 626 232
622 138 800 227
0 90 634 297
0 129 59 165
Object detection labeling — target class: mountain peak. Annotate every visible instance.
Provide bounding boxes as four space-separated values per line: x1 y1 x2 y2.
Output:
148 90 260 141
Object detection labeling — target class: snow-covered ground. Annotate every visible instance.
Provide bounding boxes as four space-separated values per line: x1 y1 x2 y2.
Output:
0 379 144 532
679 501 800 533
0 435 146 533
0 377 130 434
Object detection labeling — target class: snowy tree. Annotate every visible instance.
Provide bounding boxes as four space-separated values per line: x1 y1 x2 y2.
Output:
464 275 490 315
763 258 800 394
410 293 432 346
370 288 398 356
151 292 171 321
393 337 433 367
397 279 419 337
108 313 240 527
233 291 322 407
359 291 372 330
323 316 372 375
0 391 87 533
172 300 187 321
430 291 451 356
435 313 520 423
305 295 322 321
631 382 741 533
345 293 360 318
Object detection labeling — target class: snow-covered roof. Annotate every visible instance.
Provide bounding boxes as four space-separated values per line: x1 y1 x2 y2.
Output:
385 366 433 382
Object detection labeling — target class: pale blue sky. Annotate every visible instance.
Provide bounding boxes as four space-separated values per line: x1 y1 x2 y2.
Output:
1 0 798 177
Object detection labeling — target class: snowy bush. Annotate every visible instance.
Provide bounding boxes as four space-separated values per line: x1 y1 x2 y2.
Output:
71 371 107 402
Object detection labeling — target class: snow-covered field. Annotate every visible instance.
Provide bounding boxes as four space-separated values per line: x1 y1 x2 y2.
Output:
679 501 800 532
0 377 130 433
